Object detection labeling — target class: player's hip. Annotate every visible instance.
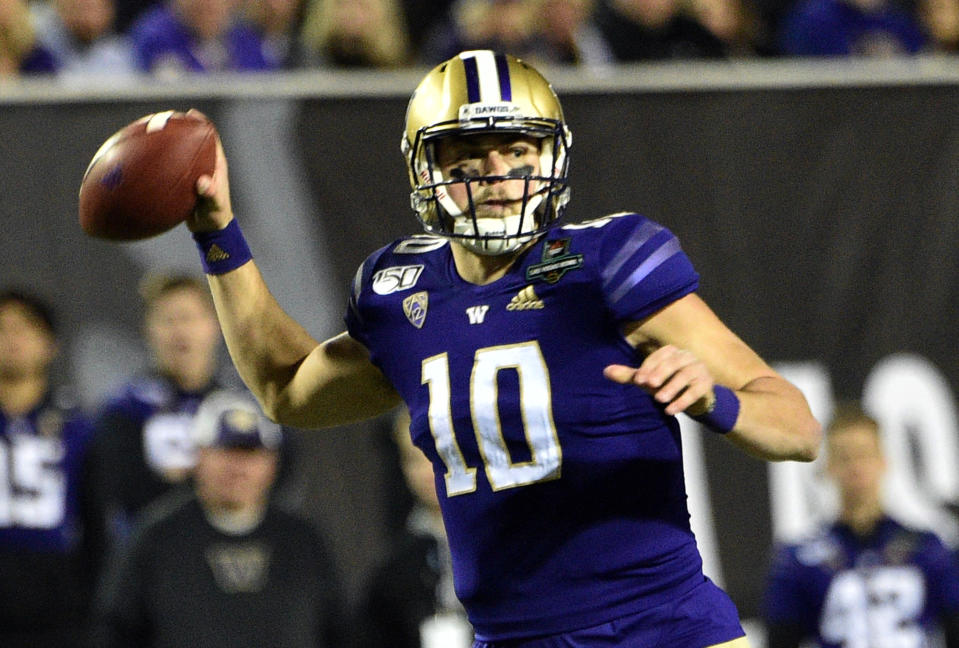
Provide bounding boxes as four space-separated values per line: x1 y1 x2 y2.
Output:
472 577 745 648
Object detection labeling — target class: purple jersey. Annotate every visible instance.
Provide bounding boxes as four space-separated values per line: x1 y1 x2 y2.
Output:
0 391 94 643
347 212 720 639
763 516 959 647
129 5 275 74
0 391 92 552
87 373 218 546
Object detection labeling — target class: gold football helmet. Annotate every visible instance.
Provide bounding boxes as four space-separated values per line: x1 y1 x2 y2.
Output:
402 50 572 255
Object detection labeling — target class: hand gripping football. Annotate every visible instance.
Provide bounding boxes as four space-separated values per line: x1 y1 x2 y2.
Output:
78 110 217 241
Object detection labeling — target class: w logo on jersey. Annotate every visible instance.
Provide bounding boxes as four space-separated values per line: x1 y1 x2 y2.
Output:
466 305 490 324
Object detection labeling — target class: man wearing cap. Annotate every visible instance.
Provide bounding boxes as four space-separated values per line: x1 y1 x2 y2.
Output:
91 389 344 648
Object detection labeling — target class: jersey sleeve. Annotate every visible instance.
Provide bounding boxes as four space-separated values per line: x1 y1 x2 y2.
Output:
592 214 699 322
344 243 396 349
344 259 370 348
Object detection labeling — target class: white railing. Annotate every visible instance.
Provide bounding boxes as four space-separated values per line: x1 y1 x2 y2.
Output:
2 56 958 104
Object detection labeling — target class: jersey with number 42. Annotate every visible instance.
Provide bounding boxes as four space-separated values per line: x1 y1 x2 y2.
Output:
347 212 708 639
764 516 959 648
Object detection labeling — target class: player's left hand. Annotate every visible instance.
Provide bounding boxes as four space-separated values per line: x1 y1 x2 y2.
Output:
604 344 715 416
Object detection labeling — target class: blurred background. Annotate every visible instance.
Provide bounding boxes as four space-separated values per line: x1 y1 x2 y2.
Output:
3 0 959 644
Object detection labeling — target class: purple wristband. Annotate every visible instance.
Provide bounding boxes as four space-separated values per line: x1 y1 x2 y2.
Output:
193 219 253 275
693 384 740 434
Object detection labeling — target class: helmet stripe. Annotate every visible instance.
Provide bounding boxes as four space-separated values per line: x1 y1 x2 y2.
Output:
495 53 512 101
462 55 481 103
461 51 511 103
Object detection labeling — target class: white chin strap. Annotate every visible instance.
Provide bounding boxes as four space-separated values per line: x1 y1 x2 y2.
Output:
451 194 544 256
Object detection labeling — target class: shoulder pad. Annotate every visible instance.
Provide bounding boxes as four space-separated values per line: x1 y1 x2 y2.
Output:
391 235 448 255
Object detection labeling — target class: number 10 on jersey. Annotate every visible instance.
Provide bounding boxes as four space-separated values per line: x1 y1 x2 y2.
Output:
422 341 563 496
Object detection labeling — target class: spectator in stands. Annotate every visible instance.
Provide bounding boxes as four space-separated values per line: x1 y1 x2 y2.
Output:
92 389 344 648
420 0 538 64
0 0 50 75
242 0 307 68
398 0 457 59
299 0 411 67
113 0 158 33
525 0 616 67
595 0 729 59
762 402 959 648
356 407 472 648
128 0 278 76
777 0 927 55
0 289 95 648
84 273 225 559
27 0 136 79
690 0 773 55
919 0 959 51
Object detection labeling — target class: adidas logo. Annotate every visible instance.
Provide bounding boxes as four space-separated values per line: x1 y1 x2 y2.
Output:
507 285 544 311
206 244 230 263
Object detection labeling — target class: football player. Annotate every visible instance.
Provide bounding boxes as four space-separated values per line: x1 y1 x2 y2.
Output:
762 403 959 648
84 274 224 555
188 50 822 647
0 289 95 648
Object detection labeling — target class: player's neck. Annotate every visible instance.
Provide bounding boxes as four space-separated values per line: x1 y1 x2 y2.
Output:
450 241 531 285
0 373 48 418
839 497 884 536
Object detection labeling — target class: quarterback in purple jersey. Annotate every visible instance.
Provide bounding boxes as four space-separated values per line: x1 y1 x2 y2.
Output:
183 51 821 646
763 404 959 648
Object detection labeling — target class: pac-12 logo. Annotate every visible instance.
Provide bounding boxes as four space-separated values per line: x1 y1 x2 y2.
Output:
372 265 424 295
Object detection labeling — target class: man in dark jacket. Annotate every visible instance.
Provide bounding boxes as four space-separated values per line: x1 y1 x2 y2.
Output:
92 389 344 648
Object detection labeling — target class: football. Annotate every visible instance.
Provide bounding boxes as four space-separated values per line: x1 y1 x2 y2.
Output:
78 110 217 241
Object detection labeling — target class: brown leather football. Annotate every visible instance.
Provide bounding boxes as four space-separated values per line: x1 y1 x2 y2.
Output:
78 110 217 241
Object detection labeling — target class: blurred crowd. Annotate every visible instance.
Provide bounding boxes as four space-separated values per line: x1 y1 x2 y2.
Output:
0 277 461 647
1 0 958 81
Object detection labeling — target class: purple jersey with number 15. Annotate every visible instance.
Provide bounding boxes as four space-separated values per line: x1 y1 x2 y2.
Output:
346 212 718 639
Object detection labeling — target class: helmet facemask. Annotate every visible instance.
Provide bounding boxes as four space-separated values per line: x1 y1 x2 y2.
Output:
410 120 569 255
403 51 572 256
